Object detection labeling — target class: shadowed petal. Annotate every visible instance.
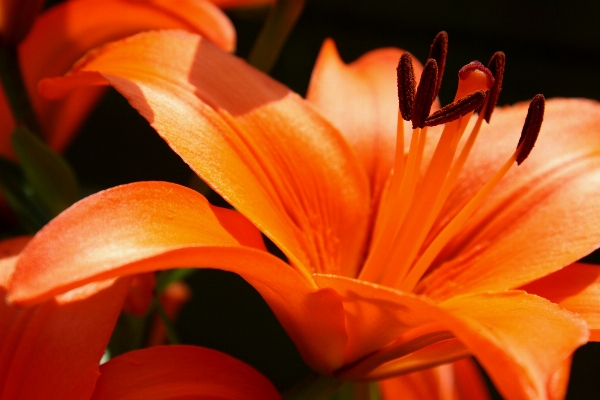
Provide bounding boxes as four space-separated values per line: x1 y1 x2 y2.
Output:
40 30 371 278
307 39 428 201
0 237 131 400
521 263 600 340
378 358 490 400
91 345 281 400
8 181 348 373
419 99 600 300
2 0 235 156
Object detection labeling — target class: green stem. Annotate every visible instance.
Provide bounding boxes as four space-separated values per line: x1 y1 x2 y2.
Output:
247 0 306 73
283 374 345 400
0 45 42 135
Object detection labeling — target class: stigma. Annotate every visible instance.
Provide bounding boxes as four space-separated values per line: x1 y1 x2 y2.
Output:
359 32 545 292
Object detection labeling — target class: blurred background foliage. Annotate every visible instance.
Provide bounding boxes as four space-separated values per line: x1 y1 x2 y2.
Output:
32 0 600 398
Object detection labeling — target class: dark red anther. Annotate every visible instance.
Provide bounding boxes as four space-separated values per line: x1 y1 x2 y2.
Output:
424 90 487 127
397 53 416 121
411 59 438 129
477 51 506 123
516 94 545 165
428 31 448 99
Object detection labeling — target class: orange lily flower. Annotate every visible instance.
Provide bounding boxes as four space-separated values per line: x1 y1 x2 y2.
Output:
0 237 281 400
0 0 239 160
8 30 600 399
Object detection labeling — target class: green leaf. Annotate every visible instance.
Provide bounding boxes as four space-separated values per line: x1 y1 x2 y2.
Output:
0 156 47 232
11 126 79 217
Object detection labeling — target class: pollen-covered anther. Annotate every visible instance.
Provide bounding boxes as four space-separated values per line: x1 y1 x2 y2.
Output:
397 52 416 121
477 51 506 122
424 90 487 127
516 94 545 165
428 31 448 98
411 58 438 129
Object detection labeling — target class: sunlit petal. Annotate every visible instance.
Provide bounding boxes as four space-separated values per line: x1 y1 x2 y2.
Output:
307 40 422 200
521 263 600 341
8 182 348 373
419 99 600 300
0 237 131 399
40 30 371 278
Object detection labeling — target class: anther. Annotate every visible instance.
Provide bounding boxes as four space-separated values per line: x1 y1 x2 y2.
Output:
424 90 487 127
428 31 448 98
477 51 506 122
411 58 438 129
516 94 545 165
397 53 416 121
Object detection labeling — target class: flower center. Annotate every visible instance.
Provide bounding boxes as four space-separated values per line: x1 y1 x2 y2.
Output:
358 32 545 292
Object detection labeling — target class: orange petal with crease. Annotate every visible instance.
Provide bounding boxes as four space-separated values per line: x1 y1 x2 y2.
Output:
378 358 490 400
0 237 131 399
419 99 600 301
39 30 371 278
521 263 600 341
307 39 429 201
2 0 235 156
92 345 281 400
8 181 348 374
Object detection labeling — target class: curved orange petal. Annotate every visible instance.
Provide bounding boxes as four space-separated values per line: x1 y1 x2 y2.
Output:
92 345 281 400
521 262 600 341
306 39 428 201
40 30 371 278
438 292 587 400
313 274 443 368
18 0 235 153
8 181 348 374
1 237 132 399
419 98 600 300
378 358 490 400
315 276 586 399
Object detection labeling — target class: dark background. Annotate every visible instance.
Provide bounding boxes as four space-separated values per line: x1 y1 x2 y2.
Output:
46 0 600 398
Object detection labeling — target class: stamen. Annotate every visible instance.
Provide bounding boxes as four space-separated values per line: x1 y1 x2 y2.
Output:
424 90 487 127
428 31 448 97
516 94 545 165
478 51 506 122
411 59 438 129
397 53 416 121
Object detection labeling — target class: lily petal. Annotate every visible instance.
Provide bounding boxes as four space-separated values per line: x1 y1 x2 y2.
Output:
419 99 600 300
378 358 490 400
521 262 600 341
8 181 348 373
316 275 586 399
0 237 131 400
91 345 281 400
5 0 235 155
307 39 427 201
313 274 441 368
39 30 371 277
438 292 588 400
